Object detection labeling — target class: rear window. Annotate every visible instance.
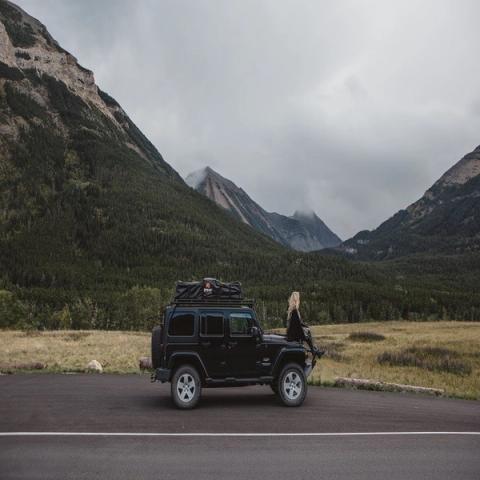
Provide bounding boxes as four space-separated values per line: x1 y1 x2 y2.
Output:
168 313 195 336
200 314 224 336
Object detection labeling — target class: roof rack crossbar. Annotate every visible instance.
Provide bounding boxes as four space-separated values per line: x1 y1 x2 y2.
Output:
170 298 255 308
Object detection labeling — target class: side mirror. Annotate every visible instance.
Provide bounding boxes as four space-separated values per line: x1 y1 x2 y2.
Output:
250 326 260 337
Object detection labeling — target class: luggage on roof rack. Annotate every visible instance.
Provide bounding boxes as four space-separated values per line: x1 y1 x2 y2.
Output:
174 278 243 301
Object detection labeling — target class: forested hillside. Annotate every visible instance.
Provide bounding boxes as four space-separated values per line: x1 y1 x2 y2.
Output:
1 0 479 331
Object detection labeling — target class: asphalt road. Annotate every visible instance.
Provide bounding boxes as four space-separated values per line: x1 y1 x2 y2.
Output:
1 374 479 479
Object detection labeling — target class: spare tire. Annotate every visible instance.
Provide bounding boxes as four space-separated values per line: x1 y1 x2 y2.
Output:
151 326 163 369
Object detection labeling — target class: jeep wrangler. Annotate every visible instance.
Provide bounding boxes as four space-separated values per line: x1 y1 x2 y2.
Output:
151 279 322 409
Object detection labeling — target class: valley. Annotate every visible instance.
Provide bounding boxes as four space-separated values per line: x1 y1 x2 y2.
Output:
0 0 479 332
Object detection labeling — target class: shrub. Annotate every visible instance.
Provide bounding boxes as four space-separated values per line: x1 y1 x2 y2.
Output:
0 61 24 81
348 331 386 342
51 305 72 329
317 341 346 361
0 290 26 327
113 287 163 330
5 83 47 120
377 346 472 375
2 17 36 48
0 2 22 22
70 298 98 330
64 332 91 342
15 51 31 60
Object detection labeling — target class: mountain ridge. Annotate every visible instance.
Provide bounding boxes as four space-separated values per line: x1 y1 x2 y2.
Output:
186 166 342 251
340 144 480 259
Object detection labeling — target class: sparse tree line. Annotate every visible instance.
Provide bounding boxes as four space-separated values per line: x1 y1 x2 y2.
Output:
1 278 479 331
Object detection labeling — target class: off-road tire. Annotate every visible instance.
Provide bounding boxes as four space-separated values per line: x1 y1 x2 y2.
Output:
171 364 202 409
277 363 307 407
151 326 163 369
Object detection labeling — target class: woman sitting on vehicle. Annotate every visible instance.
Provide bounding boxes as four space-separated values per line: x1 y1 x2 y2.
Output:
285 291 322 356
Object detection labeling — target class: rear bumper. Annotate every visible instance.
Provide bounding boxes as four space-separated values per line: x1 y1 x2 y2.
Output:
151 367 171 383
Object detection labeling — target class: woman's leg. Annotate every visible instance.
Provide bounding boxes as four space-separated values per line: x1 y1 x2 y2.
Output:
304 330 324 356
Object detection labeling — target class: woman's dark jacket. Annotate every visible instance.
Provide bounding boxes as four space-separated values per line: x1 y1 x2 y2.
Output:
285 309 306 342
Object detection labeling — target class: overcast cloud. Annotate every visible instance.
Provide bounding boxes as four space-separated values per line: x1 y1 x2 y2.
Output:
15 0 480 238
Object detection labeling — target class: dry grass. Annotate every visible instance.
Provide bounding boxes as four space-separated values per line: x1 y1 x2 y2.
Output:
307 321 480 400
347 331 386 342
1 321 479 399
377 347 472 376
0 330 150 374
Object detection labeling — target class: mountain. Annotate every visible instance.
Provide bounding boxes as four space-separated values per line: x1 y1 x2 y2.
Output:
1 0 479 329
341 145 480 259
0 0 291 320
186 166 341 251
0 0 378 328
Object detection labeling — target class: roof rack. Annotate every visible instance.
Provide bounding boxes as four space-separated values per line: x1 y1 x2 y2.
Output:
169 298 256 308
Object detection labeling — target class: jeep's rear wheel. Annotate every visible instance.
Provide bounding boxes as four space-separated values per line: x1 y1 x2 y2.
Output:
277 363 307 407
171 365 201 409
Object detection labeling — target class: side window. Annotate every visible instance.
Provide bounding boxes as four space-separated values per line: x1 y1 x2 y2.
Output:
168 313 195 336
200 314 224 337
230 313 253 336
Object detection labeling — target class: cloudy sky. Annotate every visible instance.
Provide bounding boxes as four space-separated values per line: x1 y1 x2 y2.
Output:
16 0 480 238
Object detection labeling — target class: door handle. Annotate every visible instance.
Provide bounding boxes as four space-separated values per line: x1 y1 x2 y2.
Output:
200 341 211 347
228 341 238 349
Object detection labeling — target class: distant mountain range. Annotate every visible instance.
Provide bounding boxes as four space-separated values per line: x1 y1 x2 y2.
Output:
1 0 479 328
186 167 341 252
341 145 480 259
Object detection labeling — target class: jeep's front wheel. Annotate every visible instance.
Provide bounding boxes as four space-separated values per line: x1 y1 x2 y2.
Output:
171 365 201 409
277 363 307 407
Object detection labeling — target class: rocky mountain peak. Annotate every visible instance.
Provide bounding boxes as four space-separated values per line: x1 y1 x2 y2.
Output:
433 145 480 188
186 166 236 190
0 0 180 178
293 209 317 220
186 166 341 251
0 0 119 126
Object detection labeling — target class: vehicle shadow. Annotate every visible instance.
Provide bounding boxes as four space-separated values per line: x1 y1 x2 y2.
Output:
144 387 283 410
196 390 281 410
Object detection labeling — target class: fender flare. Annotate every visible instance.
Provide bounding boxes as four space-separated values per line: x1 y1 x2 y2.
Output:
167 352 209 379
272 347 306 377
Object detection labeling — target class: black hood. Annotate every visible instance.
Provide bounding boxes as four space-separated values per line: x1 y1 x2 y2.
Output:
262 333 288 345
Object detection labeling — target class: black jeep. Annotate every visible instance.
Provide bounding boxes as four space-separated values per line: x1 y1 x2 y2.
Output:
151 279 321 409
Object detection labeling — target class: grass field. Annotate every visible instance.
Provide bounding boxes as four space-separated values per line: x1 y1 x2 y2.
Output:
0 331 148 374
1 321 479 399
308 321 480 400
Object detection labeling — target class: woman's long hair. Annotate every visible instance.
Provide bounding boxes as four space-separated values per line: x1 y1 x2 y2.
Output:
287 291 301 321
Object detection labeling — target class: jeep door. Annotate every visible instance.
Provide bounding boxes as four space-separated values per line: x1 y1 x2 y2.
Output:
227 312 257 377
199 311 227 378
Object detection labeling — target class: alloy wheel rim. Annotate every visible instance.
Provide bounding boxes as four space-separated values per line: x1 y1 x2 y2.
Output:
283 371 302 400
177 373 195 402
